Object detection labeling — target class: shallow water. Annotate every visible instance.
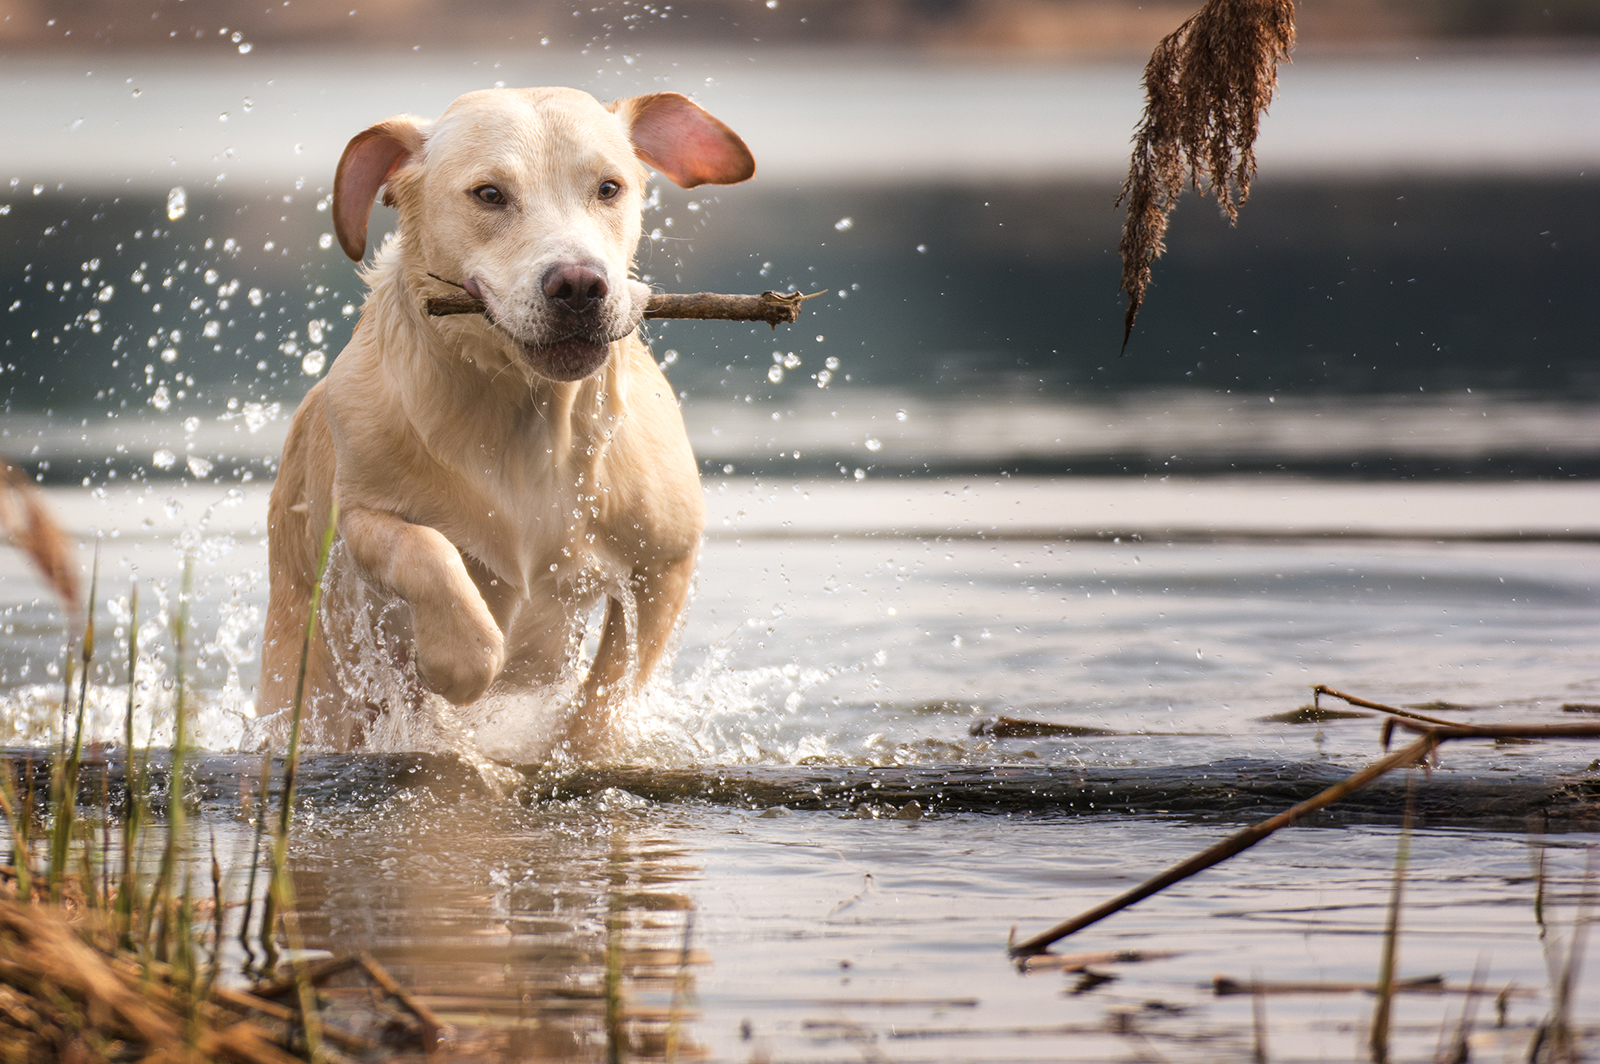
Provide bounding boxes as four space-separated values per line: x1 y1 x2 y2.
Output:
2 476 1598 1060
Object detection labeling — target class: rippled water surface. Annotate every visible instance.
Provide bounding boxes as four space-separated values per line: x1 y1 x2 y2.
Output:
2 476 1597 1060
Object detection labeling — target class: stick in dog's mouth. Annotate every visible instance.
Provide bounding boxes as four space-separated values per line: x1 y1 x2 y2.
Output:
423 287 822 330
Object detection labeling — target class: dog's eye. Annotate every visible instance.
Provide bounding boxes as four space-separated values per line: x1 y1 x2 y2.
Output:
473 185 505 205
597 180 622 201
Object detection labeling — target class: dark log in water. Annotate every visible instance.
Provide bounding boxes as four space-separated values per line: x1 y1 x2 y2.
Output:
5 750 1596 826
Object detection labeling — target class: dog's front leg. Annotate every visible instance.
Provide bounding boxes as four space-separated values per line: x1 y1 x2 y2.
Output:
564 547 698 754
339 506 506 705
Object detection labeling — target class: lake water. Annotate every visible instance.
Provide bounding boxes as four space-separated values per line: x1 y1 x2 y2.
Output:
2 472 1597 1061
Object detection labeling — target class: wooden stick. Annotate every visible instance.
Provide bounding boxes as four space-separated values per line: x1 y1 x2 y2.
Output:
360 951 444 1052
1007 732 1443 958
1388 719 1600 741
248 953 361 999
1009 712 1600 960
1312 685 1468 728
423 289 821 327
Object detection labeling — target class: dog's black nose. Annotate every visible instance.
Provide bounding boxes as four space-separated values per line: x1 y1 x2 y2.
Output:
542 263 609 314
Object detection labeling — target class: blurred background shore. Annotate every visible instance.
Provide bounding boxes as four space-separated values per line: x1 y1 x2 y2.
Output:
2 0 1597 483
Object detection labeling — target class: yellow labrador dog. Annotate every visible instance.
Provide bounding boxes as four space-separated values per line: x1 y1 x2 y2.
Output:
259 88 753 753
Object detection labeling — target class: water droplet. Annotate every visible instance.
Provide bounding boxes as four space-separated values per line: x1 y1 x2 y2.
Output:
767 365 783 384
166 186 187 220
152 449 176 469
186 455 214 478
895 409 907 421
834 217 853 231
218 112 229 122
318 233 333 250
238 42 252 53
242 97 253 112
864 438 882 452
302 350 326 375
159 347 177 363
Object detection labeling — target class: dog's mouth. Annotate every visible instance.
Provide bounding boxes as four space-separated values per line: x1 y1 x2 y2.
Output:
513 334 614 382
432 274 640 383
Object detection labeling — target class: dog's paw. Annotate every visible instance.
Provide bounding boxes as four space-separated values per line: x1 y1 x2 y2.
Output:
412 595 505 706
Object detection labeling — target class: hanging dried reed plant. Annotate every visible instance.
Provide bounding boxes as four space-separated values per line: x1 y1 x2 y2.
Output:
1116 0 1296 351
0 458 80 620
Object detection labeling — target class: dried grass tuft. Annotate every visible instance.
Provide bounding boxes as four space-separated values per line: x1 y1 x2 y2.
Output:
1116 0 1296 350
0 458 80 620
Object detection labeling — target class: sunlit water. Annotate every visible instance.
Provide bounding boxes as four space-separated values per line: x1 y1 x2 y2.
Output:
2 475 1597 1061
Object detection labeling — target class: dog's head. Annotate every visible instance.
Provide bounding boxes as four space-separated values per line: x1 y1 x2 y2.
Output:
334 87 753 382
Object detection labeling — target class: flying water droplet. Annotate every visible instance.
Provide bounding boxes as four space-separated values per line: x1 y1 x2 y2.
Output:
166 186 187 221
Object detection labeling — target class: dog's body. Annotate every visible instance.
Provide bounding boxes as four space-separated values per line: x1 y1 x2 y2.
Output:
259 87 753 752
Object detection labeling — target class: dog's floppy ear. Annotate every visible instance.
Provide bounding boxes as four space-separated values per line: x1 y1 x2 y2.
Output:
333 116 428 261
610 93 755 189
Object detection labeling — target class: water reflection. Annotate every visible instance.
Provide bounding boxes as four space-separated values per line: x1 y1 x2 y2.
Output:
287 788 707 1060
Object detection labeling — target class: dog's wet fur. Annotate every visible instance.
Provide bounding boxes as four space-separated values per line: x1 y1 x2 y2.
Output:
260 88 754 752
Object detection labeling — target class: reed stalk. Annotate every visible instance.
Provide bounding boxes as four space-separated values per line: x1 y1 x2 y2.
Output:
117 579 144 947
259 503 337 981
148 556 195 963
239 750 273 972
665 912 694 1064
605 890 625 1064
0 759 31 901
49 542 99 902
1368 772 1415 1064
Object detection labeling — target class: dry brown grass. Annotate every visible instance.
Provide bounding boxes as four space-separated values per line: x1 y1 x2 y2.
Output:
1116 0 1296 350
0 458 80 622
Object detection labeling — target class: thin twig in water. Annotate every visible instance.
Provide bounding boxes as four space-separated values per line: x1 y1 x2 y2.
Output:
1010 699 1600 959
1009 731 1441 958
1116 0 1295 350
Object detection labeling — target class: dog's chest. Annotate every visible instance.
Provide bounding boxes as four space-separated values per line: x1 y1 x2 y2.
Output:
437 429 622 594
